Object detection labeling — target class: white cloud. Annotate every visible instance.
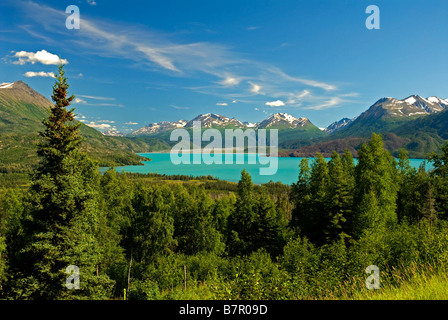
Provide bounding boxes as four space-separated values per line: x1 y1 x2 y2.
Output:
23 71 55 78
216 102 228 106
135 44 180 72
77 94 116 101
73 97 86 104
73 94 122 107
172 105 190 110
219 76 240 87
85 121 112 129
265 100 285 107
12 50 68 65
303 97 344 110
249 82 262 95
268 67 337 91
88 103 124 107
125 121 139 125
286 90 311 104
15 1 355 112
87 0 97 5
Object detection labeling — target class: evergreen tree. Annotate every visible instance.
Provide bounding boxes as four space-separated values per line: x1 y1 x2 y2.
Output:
326 151 354 243
306 153 330 245
124 183 176 287
171 185 224 255
210 194 235 236
353 133 398 237
98 169 130 295
395 149 436 224
0 188 25 297
428 141 448 219
291 158 311 229
227 170 258 255
9 65 113 299
252 194 285 256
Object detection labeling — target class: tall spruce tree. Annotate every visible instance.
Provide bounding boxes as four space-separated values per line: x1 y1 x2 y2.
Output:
10 65 113 299
306 153 330 245
227 170 257 255
428 141 448 220
326 151 354 243
353 133 398 237
291 158 311 229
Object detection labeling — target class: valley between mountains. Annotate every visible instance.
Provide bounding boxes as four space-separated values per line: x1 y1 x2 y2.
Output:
1 80 448 173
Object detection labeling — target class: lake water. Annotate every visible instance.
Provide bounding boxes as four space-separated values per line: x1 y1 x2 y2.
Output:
104 153 431 185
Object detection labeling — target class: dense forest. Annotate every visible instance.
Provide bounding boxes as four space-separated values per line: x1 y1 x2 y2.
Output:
1 66 448 300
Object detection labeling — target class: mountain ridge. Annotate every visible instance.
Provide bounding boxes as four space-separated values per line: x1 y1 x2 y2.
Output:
0 81 170 172
127 112 319 136
2 80 448 166
331 94 448 138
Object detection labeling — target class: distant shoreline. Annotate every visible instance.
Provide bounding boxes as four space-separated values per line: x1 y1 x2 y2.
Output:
141 147 273 155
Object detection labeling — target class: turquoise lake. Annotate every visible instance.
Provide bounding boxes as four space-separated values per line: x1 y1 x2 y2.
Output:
103 153 432 185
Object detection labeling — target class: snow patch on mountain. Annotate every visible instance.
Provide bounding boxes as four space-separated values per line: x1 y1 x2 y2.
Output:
0 82 14 89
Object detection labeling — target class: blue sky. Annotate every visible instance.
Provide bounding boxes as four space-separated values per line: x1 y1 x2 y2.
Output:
0 0 447 132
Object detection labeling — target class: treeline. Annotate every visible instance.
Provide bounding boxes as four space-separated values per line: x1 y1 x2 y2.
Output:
2 66 448 299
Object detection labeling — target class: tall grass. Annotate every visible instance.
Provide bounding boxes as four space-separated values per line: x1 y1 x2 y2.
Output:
336 262 448 300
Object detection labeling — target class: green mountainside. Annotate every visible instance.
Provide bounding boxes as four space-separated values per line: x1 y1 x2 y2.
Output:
2 80 448 168
284 96 448 158
0 81 169 172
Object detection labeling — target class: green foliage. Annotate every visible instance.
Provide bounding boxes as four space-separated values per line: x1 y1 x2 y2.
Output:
6 65 114 299
3 120 448 300
227 170 286 256
428 141 448 219
353 133 399 237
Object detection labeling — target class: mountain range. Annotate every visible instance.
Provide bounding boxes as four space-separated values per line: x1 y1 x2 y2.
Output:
0 81 170 172
285 94 448 157
127 112 318 136
1 80 448 172
119 94 448 137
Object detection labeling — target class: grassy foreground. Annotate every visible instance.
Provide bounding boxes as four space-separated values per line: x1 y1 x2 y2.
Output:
341 263 448 300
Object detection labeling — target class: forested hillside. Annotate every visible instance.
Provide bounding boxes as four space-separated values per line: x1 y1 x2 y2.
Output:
1 67 448 300
0 81 170 173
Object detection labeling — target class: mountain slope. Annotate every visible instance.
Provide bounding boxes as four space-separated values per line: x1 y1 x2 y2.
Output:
283 95 448 158
185 113 245 128
333 95 448 138
129 112 326 148
0 81 52 133
324 118 353 134
129 120 187 136
0 81 168 172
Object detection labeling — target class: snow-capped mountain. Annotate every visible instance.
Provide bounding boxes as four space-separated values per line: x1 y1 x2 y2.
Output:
243 121 258 128
257 113 311 129
0 82 14 89
184 113 246 128
102 129 125 137
324 118 354 134
129 112 315 136
331 95 448 137
371 95 448 118
128 120 187 135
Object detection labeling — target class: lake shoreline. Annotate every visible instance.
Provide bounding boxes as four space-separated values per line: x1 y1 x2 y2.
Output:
104 153 432 185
